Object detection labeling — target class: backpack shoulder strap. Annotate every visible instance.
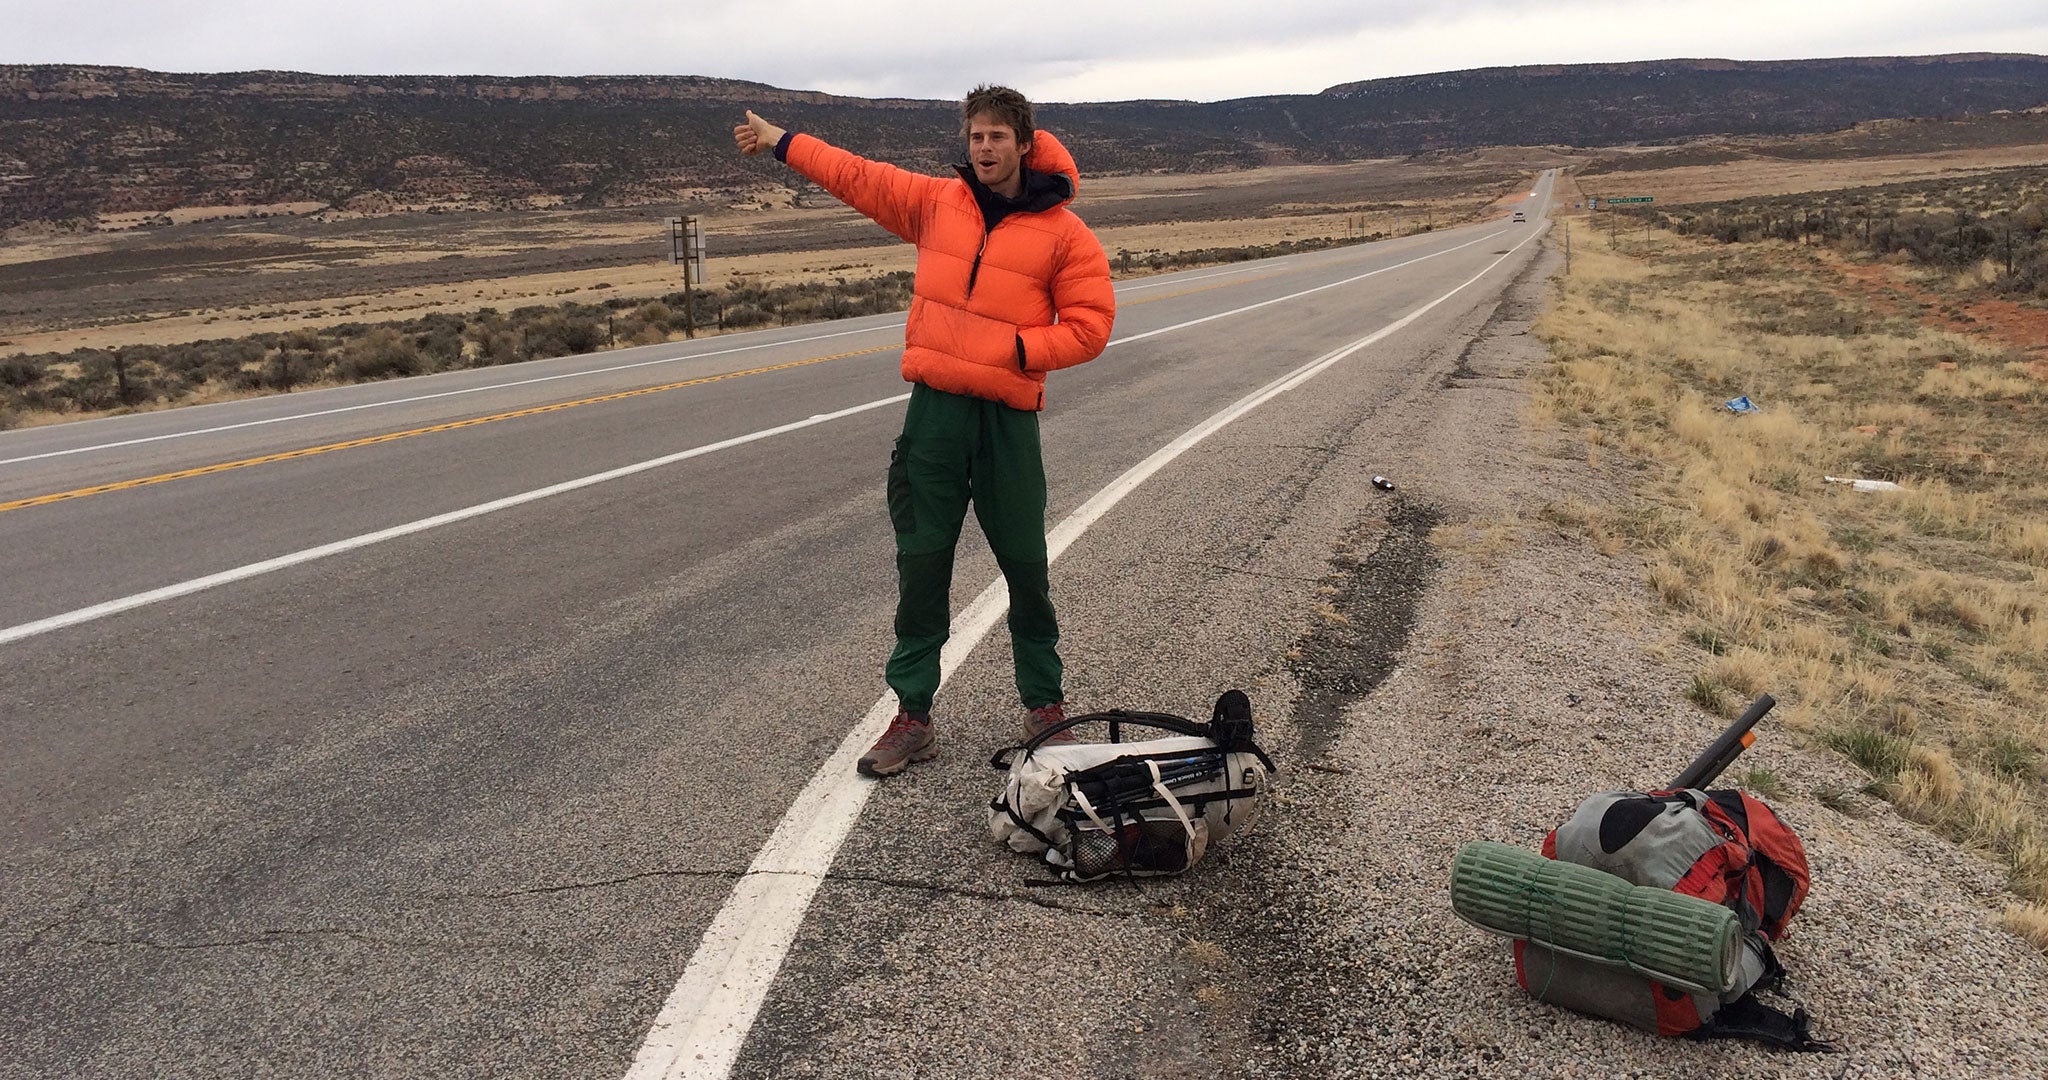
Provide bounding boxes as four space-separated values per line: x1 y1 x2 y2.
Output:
988 707 1278 771
988 709 1208 767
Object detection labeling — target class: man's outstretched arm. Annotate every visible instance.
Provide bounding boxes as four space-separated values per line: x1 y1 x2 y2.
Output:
733 109 942 245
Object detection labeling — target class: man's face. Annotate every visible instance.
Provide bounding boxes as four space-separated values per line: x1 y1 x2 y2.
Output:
967 114 1030 192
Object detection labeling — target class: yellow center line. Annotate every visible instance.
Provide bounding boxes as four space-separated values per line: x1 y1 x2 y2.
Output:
0 343 902 515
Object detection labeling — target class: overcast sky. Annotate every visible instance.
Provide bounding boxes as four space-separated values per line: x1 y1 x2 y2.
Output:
6 1 2046 103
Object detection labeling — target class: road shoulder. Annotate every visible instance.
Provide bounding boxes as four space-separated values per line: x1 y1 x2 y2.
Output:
1196 240 2048 1077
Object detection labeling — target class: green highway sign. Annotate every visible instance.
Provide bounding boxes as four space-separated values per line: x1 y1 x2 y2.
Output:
1606 196 1654 204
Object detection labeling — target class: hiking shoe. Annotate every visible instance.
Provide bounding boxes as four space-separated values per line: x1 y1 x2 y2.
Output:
858 710 937 777
1022 702 1078 745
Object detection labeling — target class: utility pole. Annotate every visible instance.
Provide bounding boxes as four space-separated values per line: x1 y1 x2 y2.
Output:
1565 221 1571 274
683 260 696 339
670 215 705 338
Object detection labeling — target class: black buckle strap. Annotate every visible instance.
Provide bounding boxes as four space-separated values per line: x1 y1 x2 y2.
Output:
988 703 1276 772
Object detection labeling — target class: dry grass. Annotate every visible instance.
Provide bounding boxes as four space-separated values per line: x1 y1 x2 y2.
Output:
1534 223 2048 949
2006 903 2048 952
1575 142 2048 207
8 375 358 429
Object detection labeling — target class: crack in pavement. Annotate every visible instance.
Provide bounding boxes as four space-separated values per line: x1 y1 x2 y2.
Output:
435 865 1129 918
1441 257 1545 391
9 879 102 959
428 866 742 901
826 871 1144 917
18 860 1133 961
79 927 446 951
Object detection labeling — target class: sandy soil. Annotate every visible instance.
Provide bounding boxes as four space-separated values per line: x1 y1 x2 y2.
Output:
1577 144 2048 206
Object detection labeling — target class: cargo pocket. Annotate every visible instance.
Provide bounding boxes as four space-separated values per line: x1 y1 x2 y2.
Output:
886 439 915 534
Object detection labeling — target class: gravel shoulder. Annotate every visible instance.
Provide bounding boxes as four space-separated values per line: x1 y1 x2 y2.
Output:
1192 239 2048 1077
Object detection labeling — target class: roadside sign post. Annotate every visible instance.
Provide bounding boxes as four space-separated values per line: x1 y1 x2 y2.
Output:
669 216 705 338
1599 198 1653 250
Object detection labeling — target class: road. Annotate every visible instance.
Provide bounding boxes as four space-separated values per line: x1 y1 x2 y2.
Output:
2 177 1552 1078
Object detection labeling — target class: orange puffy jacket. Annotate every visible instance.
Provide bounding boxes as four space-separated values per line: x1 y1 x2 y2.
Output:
781 129 1115 411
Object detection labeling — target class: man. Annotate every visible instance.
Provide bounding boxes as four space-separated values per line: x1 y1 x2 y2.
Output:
734 86 1115 777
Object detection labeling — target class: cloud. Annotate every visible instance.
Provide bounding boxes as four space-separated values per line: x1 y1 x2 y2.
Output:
2 0 2044 103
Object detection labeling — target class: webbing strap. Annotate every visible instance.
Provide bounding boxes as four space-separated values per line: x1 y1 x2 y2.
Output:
991 707 1277 771
1146 759 1197 838
1070 785 1115 835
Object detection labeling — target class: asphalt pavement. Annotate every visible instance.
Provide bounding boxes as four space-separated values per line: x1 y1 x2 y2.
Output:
1 176 1553 1079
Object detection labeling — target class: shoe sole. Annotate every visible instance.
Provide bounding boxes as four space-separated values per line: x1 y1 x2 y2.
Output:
856 744 938 778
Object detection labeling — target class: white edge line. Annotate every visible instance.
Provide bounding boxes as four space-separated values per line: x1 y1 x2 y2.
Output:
0 394 911 647
0 322 902 467
624 221 1546 1080
1105 226 1506 351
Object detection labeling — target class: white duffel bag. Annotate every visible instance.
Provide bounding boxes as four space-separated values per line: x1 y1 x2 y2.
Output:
988 694 1274 883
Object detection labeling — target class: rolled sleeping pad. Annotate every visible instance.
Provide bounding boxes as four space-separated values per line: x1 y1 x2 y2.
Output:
1450 840 1743 996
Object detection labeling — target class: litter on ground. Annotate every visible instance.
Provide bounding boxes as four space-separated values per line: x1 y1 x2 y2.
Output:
1824 475 1903 492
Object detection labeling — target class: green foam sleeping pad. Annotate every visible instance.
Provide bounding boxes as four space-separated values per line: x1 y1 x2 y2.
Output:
1450 840 1743 995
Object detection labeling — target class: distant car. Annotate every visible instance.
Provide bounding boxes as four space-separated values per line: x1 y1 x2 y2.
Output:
1512 211 1527 223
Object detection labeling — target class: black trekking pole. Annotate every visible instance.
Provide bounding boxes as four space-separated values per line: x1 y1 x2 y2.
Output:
1669 694 1775 790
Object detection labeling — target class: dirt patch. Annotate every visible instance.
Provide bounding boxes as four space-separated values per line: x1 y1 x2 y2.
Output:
1817 249 2048 356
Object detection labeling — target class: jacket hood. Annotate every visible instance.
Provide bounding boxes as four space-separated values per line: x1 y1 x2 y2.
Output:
1023 129 1080 203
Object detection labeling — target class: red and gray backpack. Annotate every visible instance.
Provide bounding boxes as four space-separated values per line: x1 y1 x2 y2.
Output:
1518 787 1830 1049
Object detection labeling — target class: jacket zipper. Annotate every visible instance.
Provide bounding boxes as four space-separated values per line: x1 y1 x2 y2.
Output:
966 228 990 296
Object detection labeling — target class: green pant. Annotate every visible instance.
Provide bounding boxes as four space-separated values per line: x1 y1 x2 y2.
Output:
885 383 1063 713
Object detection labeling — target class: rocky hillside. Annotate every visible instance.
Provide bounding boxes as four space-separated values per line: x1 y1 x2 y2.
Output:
3 54 2046 228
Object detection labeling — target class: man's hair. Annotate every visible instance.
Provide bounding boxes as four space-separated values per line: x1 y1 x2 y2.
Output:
961 84 1033 145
